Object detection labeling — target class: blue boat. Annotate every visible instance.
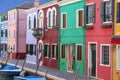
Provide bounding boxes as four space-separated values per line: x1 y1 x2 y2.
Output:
14 76 46 80
0 65 22 76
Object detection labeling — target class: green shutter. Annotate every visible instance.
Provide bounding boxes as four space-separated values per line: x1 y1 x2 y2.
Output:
101 2 106 22
84 5 88 24
92 4 96 23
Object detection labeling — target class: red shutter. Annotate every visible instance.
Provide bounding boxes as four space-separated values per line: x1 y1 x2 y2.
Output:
62 45 65 58
77 45 82 61
63 14 66 28
78 10 83 26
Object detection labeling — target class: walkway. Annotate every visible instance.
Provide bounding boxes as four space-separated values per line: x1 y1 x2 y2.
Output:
0 58 101 80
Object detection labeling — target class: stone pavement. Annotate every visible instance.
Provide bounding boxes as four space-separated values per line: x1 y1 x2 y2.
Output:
0 58 101 80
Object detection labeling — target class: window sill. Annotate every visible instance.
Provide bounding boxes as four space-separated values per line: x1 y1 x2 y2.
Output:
84 24 94 29
100 64 110 67
101 22 112 28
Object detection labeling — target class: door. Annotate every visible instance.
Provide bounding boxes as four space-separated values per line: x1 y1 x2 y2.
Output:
38 43 42 64
68 45 74 72
89 44 96 77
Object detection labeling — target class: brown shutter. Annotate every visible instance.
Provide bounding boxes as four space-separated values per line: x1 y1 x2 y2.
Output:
63 14 66 28
62 45 65 58
77 45 82 61
78 10 83 26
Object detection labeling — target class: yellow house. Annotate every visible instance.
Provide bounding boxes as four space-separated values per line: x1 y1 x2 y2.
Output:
111 0 120 80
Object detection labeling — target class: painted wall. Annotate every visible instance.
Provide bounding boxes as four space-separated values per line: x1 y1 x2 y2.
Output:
39 4 59 69
26 8 37 63
86 0 112 80
8 8 27 59
59 0 86 75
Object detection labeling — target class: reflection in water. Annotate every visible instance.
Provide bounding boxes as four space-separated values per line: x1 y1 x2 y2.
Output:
0 74 13 80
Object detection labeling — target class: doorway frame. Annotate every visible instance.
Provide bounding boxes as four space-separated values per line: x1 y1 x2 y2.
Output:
67 44 74 72
88 42 97 77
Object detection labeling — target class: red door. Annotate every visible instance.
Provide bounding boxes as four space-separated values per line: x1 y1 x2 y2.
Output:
68 45 73 72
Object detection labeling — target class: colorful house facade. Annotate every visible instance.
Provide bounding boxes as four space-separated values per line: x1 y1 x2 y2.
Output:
1 12 8 56
35 0 59 69
58 0 85 75
85 0 112 80
111 0 120 80
26 6 37 63
7 3 33 59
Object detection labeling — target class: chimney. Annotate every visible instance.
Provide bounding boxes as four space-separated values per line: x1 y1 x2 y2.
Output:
34 0 39 7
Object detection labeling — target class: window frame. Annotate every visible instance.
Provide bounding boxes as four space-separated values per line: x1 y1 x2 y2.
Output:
61 12 67 29
39 10 44 28
76 9 84 28
117 45 120 70
76 44 82 62
86 3 95 25
52 44 57 59
61 44 66 59
116 2 120 24
44 44 50 58
100 44 110 66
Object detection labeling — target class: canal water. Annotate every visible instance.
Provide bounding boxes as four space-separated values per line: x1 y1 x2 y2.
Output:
0 74 13 80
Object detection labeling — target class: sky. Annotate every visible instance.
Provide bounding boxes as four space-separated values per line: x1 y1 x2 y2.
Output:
0 0 51 14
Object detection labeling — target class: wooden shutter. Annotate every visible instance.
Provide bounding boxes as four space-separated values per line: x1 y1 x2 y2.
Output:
77 45 82 61
117 2 120 23
62 45 65 58
44 45 47 57
49 45 51 58
63 14 66 28
101 2 106 22
56 45 58 59
92 4 96 23
84 5 88 24
78 10 83 27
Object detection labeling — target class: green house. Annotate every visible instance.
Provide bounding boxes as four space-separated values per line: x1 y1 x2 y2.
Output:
58 0 86 75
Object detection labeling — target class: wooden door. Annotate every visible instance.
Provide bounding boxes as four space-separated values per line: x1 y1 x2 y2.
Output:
68 45 73 72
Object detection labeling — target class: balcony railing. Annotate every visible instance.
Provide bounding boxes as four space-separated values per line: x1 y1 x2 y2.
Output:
32 28 44 39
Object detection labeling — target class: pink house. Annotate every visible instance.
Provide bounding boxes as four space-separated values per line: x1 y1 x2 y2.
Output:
7 3 33 59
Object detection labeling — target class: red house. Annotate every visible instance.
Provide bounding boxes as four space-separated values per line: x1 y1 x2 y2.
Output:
85 0 112 80
36 2 59 69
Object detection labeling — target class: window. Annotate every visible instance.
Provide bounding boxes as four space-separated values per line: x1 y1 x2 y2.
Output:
26 44 36 55
34 15 36 28
117 2 120 23
44 45 50 57
52 10 56 27
52 45 58 58
62 13 66 29
77 10 84 27
29 17 31 29
101 45 110 65
77 45 82 61
5 29 7 37
13 45 15 52
1 30 3 37
48 11 51 27
101 1 112 22
117 46 120 70
9 14 11 21
33 45 36 55
9 31 10 37
85 4 95 24
61 45 66 58
14 12 16 20
39 11 44 28
14 30 16 37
